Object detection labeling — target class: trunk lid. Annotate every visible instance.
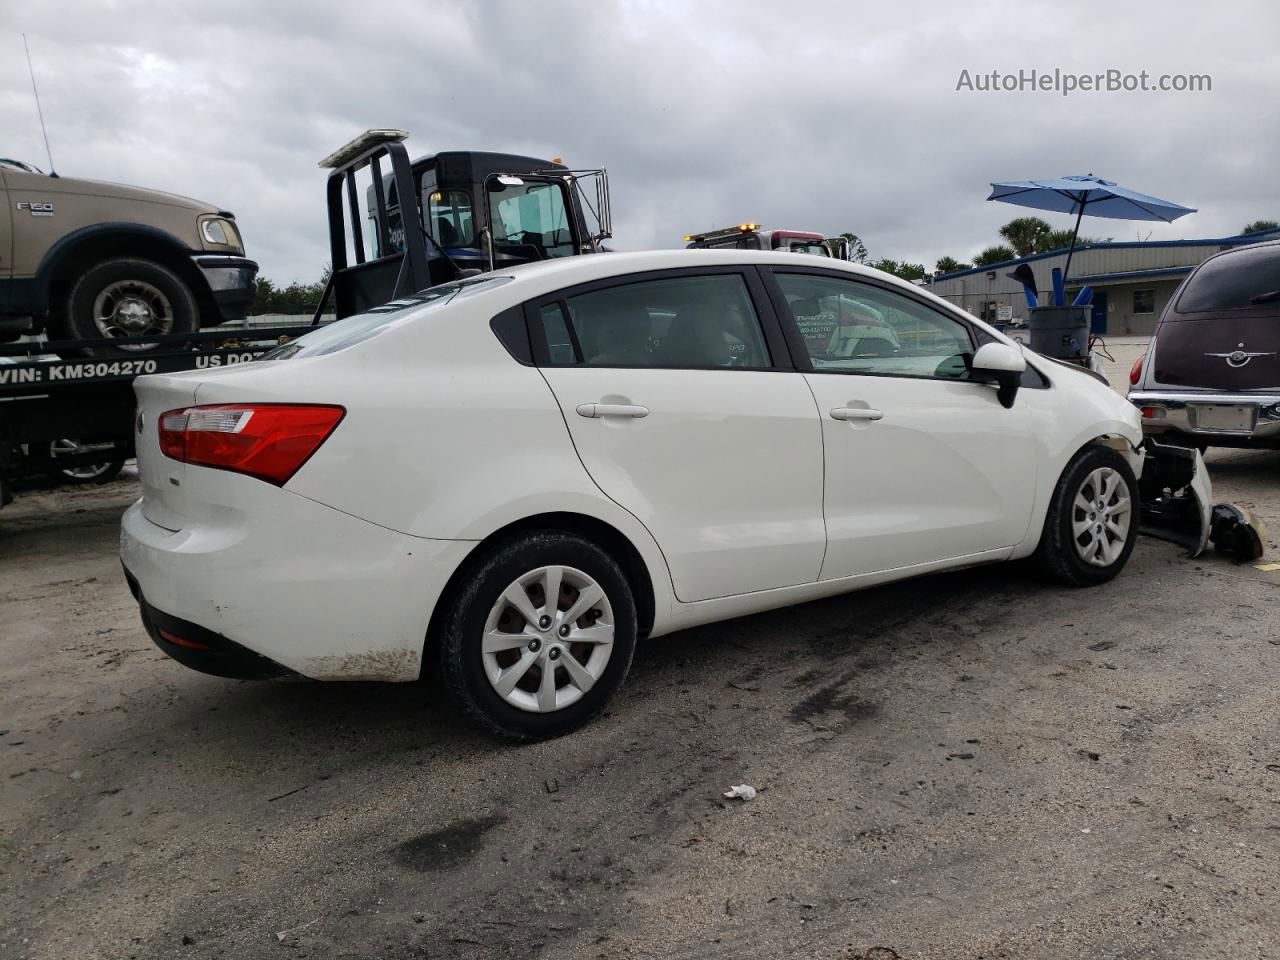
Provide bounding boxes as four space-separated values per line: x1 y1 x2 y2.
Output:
1152 313 1280 390
133 373 200 531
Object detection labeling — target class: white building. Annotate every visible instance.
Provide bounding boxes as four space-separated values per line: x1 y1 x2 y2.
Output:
925 226 1280 336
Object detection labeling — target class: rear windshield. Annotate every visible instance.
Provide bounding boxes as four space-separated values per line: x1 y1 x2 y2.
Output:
1176 245 1280 312
261 276 513 359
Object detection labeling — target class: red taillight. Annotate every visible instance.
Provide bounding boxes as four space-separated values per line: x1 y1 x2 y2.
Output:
157 628 210 651
158 404 345 485
1129 353 1145 386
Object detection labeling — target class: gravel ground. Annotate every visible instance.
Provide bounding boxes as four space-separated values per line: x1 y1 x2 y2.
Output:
2 446 1278 960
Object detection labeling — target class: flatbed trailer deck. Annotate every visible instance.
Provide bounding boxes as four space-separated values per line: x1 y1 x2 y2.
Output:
0 324 327 506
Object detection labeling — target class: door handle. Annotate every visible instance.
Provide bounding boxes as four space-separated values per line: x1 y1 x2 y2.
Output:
576 403 650 419
830 406 883 421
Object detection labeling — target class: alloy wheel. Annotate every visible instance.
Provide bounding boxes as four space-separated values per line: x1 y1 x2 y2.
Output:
1071 466 1132 567
48 439 119 481
481 565 615 713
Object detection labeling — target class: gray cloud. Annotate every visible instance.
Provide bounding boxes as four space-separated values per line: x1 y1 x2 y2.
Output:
3 0 1277 282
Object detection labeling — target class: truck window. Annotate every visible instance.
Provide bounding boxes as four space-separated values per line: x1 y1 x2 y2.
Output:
426 189 475 248
787 241 830 256
489 182 574 258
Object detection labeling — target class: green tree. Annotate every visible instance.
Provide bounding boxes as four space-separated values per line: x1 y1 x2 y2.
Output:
869 258 927 282
1242 219 1279 234
1039 228 1103 251
998 217 1053 257
934 256 972 275
252 268 331 313
832 232 869 263
972 245 1015 267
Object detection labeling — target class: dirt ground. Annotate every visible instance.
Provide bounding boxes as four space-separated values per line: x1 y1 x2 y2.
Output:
2 449 1279 960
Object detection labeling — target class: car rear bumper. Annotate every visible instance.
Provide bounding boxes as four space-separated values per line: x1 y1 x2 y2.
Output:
1128 389 1280 447
120 491 477 681
125 567 295 678
193 255 258 325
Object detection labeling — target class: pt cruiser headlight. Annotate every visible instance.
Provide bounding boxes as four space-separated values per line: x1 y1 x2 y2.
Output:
200 216 242 250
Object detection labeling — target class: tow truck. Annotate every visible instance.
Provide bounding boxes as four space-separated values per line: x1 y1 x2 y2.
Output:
0 130 614 508
684 223 849 258
313 129 611 320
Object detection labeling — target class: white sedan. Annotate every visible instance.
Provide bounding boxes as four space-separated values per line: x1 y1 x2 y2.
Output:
121 250 1145 739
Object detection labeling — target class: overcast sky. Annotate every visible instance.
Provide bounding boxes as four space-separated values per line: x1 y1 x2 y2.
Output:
3 0 1278 283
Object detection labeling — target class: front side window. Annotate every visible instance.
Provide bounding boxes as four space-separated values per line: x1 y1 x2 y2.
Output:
775 272 974 379
489 181 575 258
537 274 772 369
426 189 475 247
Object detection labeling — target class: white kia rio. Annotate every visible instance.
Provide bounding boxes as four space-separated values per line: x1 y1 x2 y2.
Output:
121 250 1145 739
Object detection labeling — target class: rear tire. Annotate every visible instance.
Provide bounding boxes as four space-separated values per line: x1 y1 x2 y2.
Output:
61 258 198 355
47 439 126 484
440 531 637 740
1033 444 1139 587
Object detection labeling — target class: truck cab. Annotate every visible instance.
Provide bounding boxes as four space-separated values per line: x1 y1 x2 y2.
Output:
684 223 840 257
318 131 611 320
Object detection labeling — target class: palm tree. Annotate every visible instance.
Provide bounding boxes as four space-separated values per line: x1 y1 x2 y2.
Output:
972 245 1015 267
998 217 1053 257
934 256 972 275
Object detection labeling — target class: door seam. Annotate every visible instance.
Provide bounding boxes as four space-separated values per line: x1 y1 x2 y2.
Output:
533 366 681 600
800 373 831 579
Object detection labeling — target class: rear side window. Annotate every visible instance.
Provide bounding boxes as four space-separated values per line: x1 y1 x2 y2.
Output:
536 274 773 369
1176 246 1280 312
261 276 513 359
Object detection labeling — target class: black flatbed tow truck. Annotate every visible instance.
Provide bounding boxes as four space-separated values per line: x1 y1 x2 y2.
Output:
1 129 613 509
0 324 320 506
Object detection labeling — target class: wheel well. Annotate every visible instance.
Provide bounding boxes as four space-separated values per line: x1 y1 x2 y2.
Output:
422 512 658 673
43 234 213 328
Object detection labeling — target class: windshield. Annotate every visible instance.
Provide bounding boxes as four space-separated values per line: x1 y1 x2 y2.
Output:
788 241 830 256
260 276 513 359
488 180 574 258
1176 245 1280 312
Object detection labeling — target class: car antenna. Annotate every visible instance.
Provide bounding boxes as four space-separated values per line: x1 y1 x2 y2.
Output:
22 33 58 178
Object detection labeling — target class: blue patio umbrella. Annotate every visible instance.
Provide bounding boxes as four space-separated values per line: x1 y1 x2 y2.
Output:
987 175 1196 282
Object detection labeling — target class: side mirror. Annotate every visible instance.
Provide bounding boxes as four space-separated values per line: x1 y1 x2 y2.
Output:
971 341 1026 408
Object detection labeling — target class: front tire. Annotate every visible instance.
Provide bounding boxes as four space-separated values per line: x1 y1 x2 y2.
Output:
61 258 198 355
1034 444 1139 587
440 531 637 740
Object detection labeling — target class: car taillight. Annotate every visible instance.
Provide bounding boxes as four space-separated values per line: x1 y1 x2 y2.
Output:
1129 353 1145 386
158 404 345 485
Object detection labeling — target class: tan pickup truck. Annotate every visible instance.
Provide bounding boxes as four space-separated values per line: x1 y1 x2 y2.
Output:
0 158 257 348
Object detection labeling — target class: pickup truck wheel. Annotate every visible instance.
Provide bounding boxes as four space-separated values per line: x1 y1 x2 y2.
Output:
1034 445 1140 587
62 258 197 355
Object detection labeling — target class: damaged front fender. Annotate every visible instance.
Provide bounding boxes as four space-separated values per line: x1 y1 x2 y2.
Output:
1138 441 1265 562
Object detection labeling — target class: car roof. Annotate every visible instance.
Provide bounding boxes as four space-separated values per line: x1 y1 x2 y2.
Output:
489 248 922 297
